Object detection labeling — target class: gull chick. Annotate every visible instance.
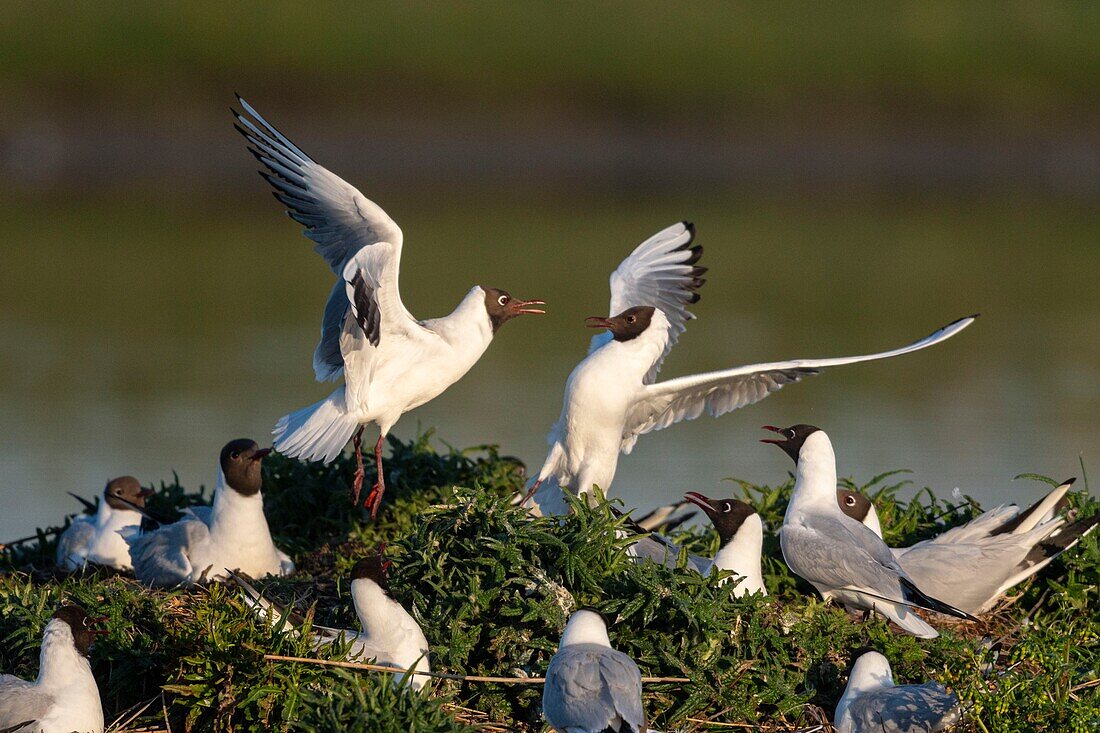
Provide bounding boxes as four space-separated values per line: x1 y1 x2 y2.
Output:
0 605 107 733
543 609 647 733
232 548 430 690
524 221 975 514
56 477 153 571
124 439 293 586
838 479 1098 614
766 425 977 638
834 650 959 733
234 98 544 516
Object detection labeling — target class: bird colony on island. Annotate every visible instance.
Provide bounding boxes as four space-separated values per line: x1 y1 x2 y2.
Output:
2 97 1096 733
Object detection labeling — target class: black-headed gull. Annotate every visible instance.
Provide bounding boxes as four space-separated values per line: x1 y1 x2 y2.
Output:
0 605 107 733
233 98 545 516
624 493 767 596
542 609 646 733
232 547 430 690
123 439 293 586
766 425 977 638
522 221 975 515
838 479 1097 614
55 476 152 571
834 649 959 733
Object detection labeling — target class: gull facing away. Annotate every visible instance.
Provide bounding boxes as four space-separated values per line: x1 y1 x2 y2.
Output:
766 425 978 638
522 220 976 515
834 650 959 733
231 548 430 690
233 98 545 516
838 479 1098 614
543 609 647 733
55 476 153 572
0 605 107 733
624 493 767 596
123 439 294 587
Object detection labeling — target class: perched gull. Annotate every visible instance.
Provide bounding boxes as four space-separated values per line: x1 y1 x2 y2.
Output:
838 479 1098 614
231 548 430 690
766 425 977 638
0 605 107 733
834 650 960 733
55 476 152 571
522 221 976 515
233 97 545 516
123 439 294 587
624 493 767 596
543 609 646 733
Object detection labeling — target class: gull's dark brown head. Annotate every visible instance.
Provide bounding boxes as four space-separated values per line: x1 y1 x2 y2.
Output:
103 476 154 512
683 492 758 545
350 544 393 593
837 489 874 524
53 605 108 657
761 424 821 464
585 306 656 342
482 288 546 332
220 439 271 496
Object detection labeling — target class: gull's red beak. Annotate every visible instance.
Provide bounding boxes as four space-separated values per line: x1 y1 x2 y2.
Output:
683 491 718 517
509 298 547 316
250 447 273 461
585 316 613 329
760 425 786 445
88 616 110 635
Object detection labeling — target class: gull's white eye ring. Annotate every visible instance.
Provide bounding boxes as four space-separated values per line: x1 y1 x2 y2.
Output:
722 501 732 512
845 496 857 507
497 295 508 306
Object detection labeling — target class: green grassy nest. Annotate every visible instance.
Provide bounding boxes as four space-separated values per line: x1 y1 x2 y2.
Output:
1 432 1097 732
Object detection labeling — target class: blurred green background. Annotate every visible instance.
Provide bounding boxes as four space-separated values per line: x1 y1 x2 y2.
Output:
1 2 1097 538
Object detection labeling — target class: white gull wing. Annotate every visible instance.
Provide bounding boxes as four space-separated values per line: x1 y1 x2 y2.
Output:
841 683 960 732
233 97 416 381
622 315 976 449
123 517 209 587
543 644 645 733
0 675 49 731
589 221 704 383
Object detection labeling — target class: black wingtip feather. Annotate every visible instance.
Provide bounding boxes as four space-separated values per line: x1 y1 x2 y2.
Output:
683 244 704 266
899 577 979 621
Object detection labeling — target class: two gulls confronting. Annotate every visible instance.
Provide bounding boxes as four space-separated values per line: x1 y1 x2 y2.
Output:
234 98 545 516
523 220 976 516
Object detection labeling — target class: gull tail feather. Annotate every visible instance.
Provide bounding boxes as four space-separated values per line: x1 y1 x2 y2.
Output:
995 512 1100 598
992 478 1075 536
273 387 359 464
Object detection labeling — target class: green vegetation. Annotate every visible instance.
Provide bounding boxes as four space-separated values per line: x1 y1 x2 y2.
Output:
1 433 1097 731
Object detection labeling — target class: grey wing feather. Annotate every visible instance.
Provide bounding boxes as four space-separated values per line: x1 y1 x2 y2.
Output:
126 518 209 586
0 677 50 730
314 280 350 382
849 684 960 732
782 517 907 599
545 645 642 732
56 516 95 570
624 315 976 449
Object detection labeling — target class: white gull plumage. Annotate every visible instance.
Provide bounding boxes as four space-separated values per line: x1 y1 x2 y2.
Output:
834 650 959 733
0 606 106 733
122 439 293 587
523 221 976 515
55 477 151 572
233 97 544 515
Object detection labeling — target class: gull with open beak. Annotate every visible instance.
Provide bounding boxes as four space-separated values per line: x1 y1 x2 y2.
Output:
123 439 294 587
765 424 978 638
234 97 545 517
837 479 1098 614
56 476 154 572
521 221 975 516
0 605 108 733
624 492 767 596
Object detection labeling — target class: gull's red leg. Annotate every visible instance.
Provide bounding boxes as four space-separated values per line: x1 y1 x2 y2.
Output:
350 426 365 505
519 478 543 506
366 434 386 519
